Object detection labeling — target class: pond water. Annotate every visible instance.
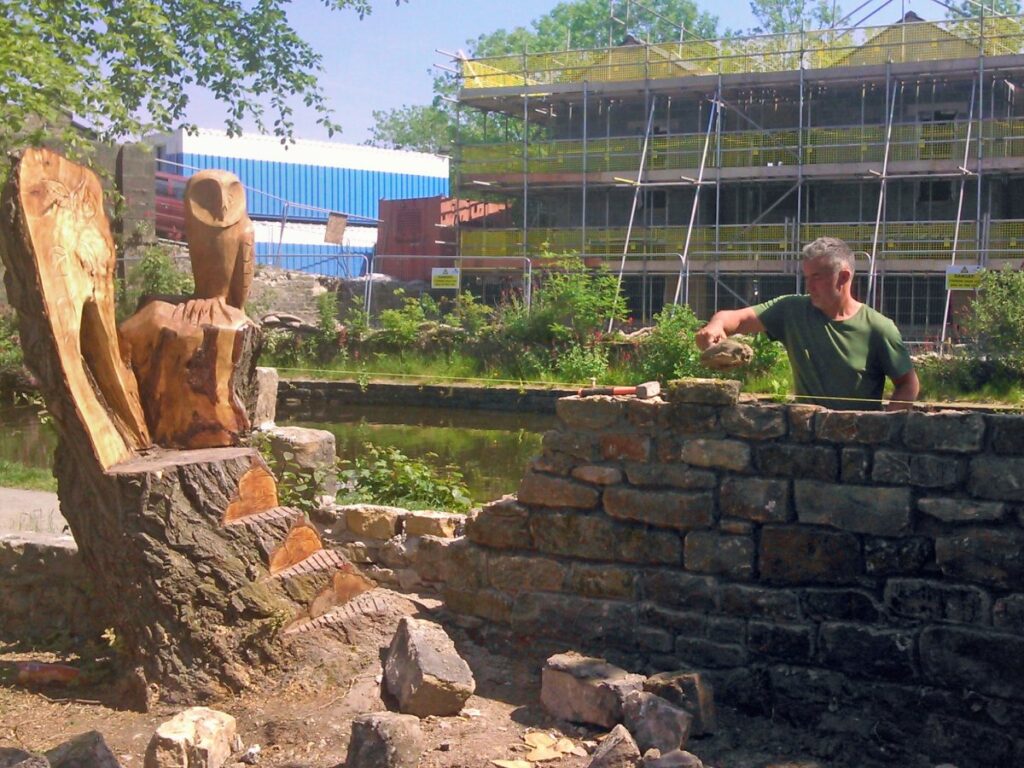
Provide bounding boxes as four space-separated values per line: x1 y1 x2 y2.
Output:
0 404 551 506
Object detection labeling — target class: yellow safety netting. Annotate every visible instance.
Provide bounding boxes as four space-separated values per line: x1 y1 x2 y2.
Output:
461 17 1024 89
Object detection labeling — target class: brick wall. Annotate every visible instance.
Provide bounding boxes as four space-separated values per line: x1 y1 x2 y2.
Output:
445 380 1024 766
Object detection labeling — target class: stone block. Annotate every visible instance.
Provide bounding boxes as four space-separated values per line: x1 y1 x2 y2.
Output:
883 578 991 624
759 526 861 584
641 605 706 635
755 443 838 481
719 585 801 620
994 594 1024 632
624 463 717 490
668 378 740 406
605 487 714 531
345 505 404 540
253 366 278 428
718 519 754 535
863 536 933 576
465 496 530 549
679 439 750 472
872 450 964 489
815 411 904 444
404 510 461 539
787 404 823 442
683 531 754 579
637 625 675 654
904 411 986 453
642 570 718 612
379 536 416 569
800 589 883 622
542 430 599 461
530 511 681 566
344 713 423 768
622 691 692 754
556 396 625 430
794 480 911 536
600 433 652 462
384 617 476 717
643 671 717 736
572 465 625 485
989 414 1024 455
720 404 787 439
674 637 747 668
935 527 1024 587
266 425 338 493
968 456 1024 501
626 397 666 428
706 616 746 644
719 476 790 522
442 586 512 624
747 621 815 663
919 625 1024 699
518 472 601 509
586 724 640 768
662 404 720 434
840 447 872 484
488 553 566 594
514 593 638 649
818 623 917 681
531 452 576 476
569 563 639 600
540 652 645 728
145 708 236 768
642 750 704 768
918 497 1005 524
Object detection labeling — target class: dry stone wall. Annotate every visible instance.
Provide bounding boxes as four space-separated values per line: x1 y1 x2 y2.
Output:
446 380 1024 767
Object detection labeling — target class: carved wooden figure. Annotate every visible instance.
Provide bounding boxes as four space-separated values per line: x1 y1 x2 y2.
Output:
0 148 150 469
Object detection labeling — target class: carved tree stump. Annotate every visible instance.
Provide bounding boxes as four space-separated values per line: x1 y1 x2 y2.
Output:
1 149 356 707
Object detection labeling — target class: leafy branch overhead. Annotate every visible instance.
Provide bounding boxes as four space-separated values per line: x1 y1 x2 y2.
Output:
0 0 404 149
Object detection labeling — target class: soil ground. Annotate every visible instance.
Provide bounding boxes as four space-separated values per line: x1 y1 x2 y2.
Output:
0 589 887 768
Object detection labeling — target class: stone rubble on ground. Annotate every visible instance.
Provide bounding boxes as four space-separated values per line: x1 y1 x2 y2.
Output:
642 672 717 736
540 652 646 729
586 725 641 768
641 748 705 767
384 616 476 717
343 712 424 768
144 707 237 768
622 691 692 754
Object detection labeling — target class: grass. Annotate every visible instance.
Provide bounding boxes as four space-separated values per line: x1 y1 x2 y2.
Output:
0 459 56 492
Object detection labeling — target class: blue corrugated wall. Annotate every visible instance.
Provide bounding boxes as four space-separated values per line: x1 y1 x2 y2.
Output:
254 243 371 278
170 153 448 222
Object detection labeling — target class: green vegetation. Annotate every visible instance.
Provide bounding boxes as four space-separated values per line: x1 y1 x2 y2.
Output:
338 444 472 512
0 458 56 492
116 245 195 320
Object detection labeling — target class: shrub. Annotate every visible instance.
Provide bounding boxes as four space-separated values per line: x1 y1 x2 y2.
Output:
555 342 610 383
965 267 1024 362
118 245 193 319
338 443 472 512
635 304 703 381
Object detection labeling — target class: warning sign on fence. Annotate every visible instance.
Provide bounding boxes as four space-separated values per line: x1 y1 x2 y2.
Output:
431 267 460 290
945 265 982 290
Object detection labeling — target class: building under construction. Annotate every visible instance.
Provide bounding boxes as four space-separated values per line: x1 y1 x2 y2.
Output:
453 5 1024 340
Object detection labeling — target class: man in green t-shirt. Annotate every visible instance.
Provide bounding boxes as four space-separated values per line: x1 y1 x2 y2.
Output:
695 237 919 411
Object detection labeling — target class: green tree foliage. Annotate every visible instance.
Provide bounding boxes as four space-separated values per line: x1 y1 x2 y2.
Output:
747 0 842 35
339 444 472 512
0 0 402 152
945 0 1021 18
965 267 1024 361
368 0 719 153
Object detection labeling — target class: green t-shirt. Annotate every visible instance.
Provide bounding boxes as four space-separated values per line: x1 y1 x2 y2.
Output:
753 294 913 411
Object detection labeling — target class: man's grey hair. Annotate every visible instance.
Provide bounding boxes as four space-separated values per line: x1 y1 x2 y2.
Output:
802 236 855 275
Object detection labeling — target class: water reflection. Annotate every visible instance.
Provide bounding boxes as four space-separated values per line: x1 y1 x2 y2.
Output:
0 406 56 468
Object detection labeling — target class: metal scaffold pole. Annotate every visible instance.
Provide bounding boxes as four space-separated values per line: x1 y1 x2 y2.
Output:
868 64 899 309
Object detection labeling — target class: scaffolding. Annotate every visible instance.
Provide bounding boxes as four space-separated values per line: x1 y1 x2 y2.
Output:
451 4 1024 339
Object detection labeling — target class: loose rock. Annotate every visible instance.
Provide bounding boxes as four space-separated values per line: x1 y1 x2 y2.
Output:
643 672 717 736
541 652 645 729
144 707 237 768
587 725 641 768
642 749 704 768
622 691 692 754
344 712 423 768
45 732 122 768
384 616 476 717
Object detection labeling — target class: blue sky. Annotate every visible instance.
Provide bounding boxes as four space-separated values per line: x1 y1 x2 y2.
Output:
184 0 942 145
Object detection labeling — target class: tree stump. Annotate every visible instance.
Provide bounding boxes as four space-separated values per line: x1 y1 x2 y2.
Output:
0 148 357 708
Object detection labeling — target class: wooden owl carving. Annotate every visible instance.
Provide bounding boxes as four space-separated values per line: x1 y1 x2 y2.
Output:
184 169 255 309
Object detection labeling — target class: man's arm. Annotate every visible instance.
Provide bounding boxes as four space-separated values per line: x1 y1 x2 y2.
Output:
886 369 920 411
695 307 766 350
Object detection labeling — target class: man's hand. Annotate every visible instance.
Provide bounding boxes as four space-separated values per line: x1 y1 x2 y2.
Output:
696 321 727 351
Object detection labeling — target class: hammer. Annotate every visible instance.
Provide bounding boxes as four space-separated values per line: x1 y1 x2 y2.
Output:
577 381 660 399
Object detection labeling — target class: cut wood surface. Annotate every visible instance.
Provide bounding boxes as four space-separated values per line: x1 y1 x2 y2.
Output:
0 148 150 468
